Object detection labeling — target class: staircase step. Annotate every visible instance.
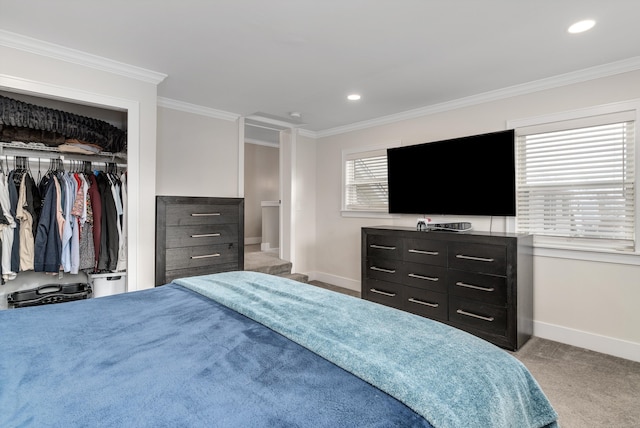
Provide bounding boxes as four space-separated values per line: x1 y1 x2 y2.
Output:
245 251 293 276
280 273 309 283
246 261 292 276
244 250 308 283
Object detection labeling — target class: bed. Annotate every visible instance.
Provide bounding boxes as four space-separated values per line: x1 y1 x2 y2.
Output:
0 271 558 427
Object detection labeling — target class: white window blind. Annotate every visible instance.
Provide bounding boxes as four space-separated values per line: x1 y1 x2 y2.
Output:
344 149 388 211
516 119 635 251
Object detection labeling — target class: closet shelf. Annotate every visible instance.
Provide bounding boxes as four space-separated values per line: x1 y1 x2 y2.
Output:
0 141 127 166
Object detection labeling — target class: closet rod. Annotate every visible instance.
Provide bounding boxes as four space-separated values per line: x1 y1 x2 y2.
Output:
0 142 127 166
0 155 127 170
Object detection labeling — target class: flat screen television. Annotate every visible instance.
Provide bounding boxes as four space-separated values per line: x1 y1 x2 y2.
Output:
387 129 516 216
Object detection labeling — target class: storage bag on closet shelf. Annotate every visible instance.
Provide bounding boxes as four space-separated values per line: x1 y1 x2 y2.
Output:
0 95 127 152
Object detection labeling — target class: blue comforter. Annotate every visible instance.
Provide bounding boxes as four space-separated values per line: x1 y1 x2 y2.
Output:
0 279 430 427
176 271 558 428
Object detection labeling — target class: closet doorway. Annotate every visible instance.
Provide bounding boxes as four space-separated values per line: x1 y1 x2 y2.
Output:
0 88 131 308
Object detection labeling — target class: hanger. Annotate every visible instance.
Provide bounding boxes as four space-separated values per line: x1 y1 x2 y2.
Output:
107 162 117 175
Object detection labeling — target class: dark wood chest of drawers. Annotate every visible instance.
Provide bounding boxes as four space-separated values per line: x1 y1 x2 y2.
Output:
362 226 533 350
156 196 244 286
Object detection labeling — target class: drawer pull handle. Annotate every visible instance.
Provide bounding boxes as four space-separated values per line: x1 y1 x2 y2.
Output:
408 298 439 308
370 244 396 251
456 281 495 292
370 266 396 274
408 249 439 256
370 288 396 297
191 253 221 259
408 273 439 282
191 233 221 238
456 254 495 263
456 309 494 322
191 213 221 217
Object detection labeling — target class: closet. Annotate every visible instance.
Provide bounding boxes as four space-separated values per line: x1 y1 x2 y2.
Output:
0 91 128 309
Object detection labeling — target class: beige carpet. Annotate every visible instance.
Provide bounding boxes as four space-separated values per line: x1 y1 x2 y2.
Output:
512 337 640 428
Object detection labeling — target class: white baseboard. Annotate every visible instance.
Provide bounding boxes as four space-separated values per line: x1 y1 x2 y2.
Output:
306 271 360 292
260 243 279 252
244 237 261 245
534 320 640 363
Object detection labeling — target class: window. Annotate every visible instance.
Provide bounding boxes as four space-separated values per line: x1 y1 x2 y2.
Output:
515 110 636 252
343 148 389 212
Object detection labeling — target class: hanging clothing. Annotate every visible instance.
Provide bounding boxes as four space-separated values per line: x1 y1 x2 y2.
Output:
24 173 41 233
34 175 62 273
87 173 102 270
16 173 35 271
115 172 127 272
8 170 21 273
96 171 118 271
78 174 95 271
61 172 76 273
0 156 126 278
0 173 16 281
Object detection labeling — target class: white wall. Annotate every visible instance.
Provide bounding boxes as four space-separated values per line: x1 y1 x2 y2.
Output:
314 70 640 361
293 133 317 274
156 107 239 197
0 44 158 292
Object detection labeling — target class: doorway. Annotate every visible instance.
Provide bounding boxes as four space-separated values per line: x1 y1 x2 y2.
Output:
244 121 281 256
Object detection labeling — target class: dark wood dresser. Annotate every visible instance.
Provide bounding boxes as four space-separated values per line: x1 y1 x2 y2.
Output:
362 226 533 350
155 196 244 286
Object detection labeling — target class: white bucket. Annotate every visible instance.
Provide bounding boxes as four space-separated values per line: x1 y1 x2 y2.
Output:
90 273 127 298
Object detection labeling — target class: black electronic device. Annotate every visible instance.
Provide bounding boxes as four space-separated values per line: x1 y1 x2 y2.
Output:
426 222 472 232
387 130 516 216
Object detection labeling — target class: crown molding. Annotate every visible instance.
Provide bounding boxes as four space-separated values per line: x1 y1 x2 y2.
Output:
0 29 167 85
297 128 318 139
157 97 240 121
316 56 640 138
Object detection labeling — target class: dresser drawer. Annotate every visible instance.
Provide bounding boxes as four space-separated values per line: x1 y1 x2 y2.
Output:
366 258 402 284
448 296 507 335
366 235 403 260
403 262 447 292
404 287 448 322
448 270 507 306
448 242 507 275
403 239 447 266
165 243 239 271
363 280 404 310
164 263 239 284
165 224 239 248
165 204 240 226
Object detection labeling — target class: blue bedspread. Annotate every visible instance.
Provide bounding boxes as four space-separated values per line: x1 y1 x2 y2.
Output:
176 271 558 428
0 282 430 427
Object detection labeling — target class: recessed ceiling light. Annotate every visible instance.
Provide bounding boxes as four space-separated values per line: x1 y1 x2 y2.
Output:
347 94 361 101
568 19 596 34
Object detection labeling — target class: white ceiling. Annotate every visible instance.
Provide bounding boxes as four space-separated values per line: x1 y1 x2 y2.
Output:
2 1 640 134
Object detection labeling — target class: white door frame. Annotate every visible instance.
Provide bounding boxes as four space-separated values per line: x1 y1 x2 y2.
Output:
0 74 141 289
240 119 296 269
